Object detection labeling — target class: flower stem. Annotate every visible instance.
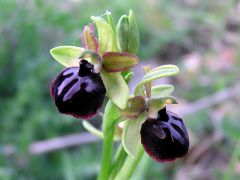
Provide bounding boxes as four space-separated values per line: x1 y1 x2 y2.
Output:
114 145 144 180
98 100 120 180
110 145 128 179
98 125 115 180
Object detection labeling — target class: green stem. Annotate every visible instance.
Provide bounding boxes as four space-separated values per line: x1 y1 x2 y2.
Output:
114 145 144 180
224 139 240 180
98 100 120 180
110 145 128 179
98 126 115 180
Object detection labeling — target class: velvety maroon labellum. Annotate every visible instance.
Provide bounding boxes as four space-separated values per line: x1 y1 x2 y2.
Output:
50 60 106 119
141 107 189 162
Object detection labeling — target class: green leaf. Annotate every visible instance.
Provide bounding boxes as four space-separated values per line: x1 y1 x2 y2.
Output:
91 16 116 54
119 96 146 119
102 52 138 72
134 65 179 96
128 9 140 54
100 70 129 109
151 85 174 98
122 113 147 158
50 46 85 67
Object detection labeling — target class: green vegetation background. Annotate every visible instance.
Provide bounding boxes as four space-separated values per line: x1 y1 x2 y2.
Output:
1 0 240 179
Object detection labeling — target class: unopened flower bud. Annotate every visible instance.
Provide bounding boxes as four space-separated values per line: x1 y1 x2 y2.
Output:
116 10 140 54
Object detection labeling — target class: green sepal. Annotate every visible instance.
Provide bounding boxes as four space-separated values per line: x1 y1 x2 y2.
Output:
91 16 116 54
50 46 85 67
100 70 129 109
122 112 147 158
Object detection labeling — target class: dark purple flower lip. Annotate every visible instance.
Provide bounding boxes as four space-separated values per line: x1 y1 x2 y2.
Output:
50 60 106 119
141 107 189 162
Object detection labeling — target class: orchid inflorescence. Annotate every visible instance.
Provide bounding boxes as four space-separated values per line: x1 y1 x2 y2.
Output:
50 10 189 179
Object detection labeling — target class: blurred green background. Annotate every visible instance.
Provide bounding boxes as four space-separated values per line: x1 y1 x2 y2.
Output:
1 0 240 179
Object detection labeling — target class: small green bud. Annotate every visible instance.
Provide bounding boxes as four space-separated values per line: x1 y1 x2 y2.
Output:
128 10 140 54
116 10 140 54
116 15 129 52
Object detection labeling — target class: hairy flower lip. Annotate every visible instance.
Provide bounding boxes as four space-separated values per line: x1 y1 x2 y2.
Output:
141 108 189 162
50 60 106 119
